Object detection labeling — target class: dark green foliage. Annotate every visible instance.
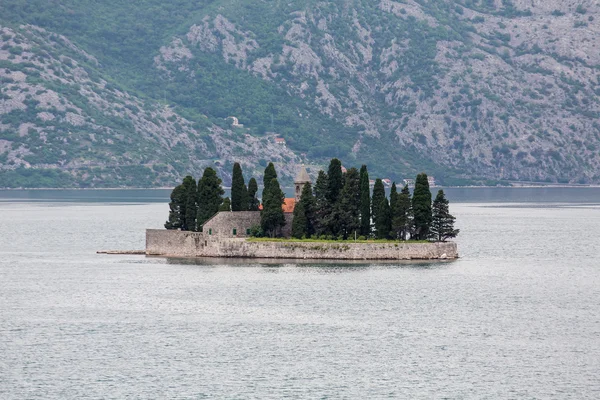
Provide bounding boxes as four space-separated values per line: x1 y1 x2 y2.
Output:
261 177 285 237
359 165 371 237
231 162 247 211
196 167 224 229
390 182 398 239
371 178 390 239
392 184 413 240
262 162 277 201
165 175 196 230
332 167 361 239
165 184 185 230
247 177 260 211
291 201 307 239
182 175 198 231
219 197 231 212
291 182 316 239
412 173 433 240
326 158 343 205
430 190 459 242
312 170 331 236
374 196 391 240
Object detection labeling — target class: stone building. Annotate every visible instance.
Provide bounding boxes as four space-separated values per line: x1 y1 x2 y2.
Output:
201 165 312 239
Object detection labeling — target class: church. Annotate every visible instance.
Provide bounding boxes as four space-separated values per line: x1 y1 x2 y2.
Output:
201 165 311 239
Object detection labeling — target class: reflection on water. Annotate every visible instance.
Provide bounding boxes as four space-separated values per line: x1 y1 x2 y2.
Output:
162 256 452 270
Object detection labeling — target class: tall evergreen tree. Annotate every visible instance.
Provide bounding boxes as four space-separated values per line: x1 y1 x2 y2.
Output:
196 167 224 230
374 196 391 239
164 183 185 230
231 162 247 211
393 184 413 240
262 162 277 202
430 190 459 242
333 167 361 239
412 173 433 240
182 175 198 231
299 182 315 236
313 170 331 236
247 177 260 211
372 178 391 239
389 182 399 238
326 158 343 205
359 165 371 237
219 197 231 212
291 200 307 239
261 177 285 237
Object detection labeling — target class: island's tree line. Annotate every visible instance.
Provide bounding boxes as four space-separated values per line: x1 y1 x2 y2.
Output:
289 159 458 242
165 159 459 242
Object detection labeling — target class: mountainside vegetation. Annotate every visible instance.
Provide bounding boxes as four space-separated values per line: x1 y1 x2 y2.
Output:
2 0 600 187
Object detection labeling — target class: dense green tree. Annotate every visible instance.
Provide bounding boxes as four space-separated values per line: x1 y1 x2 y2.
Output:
262 162 277 202
359 165 371 237
231 162 248 211
261 177 285 237
291 201 307 239
292 182 315 237
182 175 198 231
430 190 459 242
164 183 185 230
313 170 331 236
326 158 343 205
374 196 391 239
196 167 224 230
247 177 260 211
389 181 399 237
393 184 413 240
412 173 433 240
371 178 385 234
333 167 361 239
219 197 231 212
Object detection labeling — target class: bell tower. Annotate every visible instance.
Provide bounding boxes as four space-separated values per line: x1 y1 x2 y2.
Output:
294 164 311 202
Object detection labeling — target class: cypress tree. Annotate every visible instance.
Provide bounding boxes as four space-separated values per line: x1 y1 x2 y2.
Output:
389 182 399 239
333 167 361 239
291 201 307 239
231 162 247 211
219 197 231 212
430 190 459 242
165 184 185 230
262 162 277 202
372 178 391 239
313 170 331 236
261 177 285 237
326 158 343 205
182 175 198 231
299 182 316 237
374 196 391 239
394 184 413 240
247 177 260 211
412 173 432 240
359 165 371 237
196 167 225 230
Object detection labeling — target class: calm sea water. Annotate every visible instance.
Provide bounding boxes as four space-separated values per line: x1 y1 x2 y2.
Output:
1 188 599 398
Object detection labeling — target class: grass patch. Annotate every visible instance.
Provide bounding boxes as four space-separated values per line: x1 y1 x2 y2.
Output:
246 238 430 244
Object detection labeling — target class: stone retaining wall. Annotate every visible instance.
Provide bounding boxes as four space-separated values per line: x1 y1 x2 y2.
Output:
146 229 458 260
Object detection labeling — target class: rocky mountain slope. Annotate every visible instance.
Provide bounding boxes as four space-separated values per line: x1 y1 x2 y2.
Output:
1 0 600 187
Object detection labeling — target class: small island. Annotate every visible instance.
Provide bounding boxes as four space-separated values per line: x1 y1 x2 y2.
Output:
146 160 459 260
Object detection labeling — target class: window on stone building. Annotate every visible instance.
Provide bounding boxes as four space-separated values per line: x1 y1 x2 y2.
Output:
209 228 212 235
246 228 251 235
233 228 237 235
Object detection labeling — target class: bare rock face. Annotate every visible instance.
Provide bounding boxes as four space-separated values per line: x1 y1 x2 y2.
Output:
153 0 600 184
3 1 600 186
0 24 303 187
